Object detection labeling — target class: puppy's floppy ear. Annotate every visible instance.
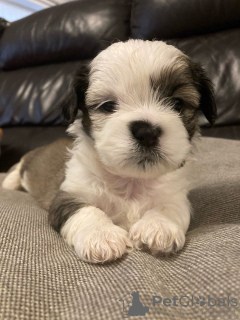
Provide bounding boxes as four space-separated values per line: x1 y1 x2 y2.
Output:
62 65 89 123
190 62 217 126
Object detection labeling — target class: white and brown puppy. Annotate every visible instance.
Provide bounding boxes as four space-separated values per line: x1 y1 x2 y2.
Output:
2 40 216 263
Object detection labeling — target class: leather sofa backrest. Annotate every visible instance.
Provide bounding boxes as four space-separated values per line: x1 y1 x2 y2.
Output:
0 0 240 128
131 0 240 126
0 0 131 70
131 0 240 40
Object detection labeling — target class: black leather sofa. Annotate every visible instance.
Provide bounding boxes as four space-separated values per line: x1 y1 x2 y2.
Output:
0 1 240 319
0 0 240 172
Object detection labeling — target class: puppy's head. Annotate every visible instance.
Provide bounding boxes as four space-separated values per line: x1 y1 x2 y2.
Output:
64 40 216 178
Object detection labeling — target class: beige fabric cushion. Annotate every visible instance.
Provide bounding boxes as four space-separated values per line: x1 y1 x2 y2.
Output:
0 137 239 320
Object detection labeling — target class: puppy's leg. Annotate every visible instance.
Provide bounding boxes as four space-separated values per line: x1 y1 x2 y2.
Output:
49 191 132 263
129 194 191 254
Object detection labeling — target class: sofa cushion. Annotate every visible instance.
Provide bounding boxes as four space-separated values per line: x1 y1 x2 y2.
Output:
131 0 240 40
0 0 131 70
201 125 240 140
0 137 239 319
0 61 85 127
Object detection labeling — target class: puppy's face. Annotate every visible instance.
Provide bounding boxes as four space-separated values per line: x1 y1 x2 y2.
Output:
64 40 216 178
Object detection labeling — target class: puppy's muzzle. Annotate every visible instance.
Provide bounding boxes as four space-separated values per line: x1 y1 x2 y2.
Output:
130 121 162 148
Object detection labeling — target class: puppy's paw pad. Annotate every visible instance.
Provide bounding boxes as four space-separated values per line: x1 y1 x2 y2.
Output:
129 219 185 254
74 225 132 263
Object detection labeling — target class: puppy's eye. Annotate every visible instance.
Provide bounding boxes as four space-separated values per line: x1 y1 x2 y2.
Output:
98 101 117 113
172 98 184 112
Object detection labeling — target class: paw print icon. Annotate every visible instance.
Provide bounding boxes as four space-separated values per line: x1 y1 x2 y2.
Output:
196 296 206 307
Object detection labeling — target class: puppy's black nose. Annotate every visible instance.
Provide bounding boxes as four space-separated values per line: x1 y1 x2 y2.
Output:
130 121 162 147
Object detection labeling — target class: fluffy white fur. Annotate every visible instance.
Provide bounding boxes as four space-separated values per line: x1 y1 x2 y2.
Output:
59 41 195 262
60 124 193 263
61 206 133 263
2 161 22 190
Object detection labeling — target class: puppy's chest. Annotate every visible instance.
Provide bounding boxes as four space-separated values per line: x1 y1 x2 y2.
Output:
94 178 161 225
63 163 169 228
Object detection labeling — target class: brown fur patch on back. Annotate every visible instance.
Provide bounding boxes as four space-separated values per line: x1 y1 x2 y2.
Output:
21 138 73 210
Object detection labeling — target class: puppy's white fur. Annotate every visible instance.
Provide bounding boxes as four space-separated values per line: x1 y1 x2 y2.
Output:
58 41 195 262
61 206 133 263
2 161 22 190
59 124 192 262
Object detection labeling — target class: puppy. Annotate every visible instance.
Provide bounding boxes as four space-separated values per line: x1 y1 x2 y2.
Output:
2 40 216 263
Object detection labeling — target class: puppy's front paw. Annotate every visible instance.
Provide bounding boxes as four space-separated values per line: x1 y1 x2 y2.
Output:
129 217 185 254
73 225 132 264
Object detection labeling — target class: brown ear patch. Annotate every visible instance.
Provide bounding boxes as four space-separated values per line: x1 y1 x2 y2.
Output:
62 64 89 123
189 61 217 126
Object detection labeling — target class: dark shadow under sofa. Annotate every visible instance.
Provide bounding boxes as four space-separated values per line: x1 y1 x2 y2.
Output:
0 1 240 319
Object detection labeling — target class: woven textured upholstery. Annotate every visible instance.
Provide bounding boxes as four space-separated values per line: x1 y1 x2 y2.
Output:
0 137 239 319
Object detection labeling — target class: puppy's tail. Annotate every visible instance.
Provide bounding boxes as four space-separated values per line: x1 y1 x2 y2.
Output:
2 161 22 191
